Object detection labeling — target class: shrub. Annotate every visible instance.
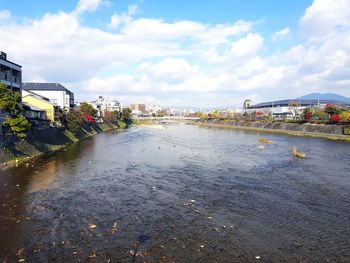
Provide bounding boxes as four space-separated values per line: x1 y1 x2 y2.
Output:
65 112 84 134
330 114 341 123
80 102 97 116
340 111 350 122
3 115 31 139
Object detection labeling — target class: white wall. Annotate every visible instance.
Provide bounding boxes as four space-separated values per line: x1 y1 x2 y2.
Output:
26 90 69 109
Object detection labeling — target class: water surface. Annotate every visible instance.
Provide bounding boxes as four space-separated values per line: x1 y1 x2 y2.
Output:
0 125 349 262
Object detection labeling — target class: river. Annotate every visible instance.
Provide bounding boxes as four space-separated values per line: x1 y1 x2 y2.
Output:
0 124 349 262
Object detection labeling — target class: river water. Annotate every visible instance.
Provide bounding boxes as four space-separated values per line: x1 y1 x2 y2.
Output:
0 125 349 262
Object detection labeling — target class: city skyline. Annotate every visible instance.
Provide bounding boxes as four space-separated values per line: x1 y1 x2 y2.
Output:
1 0 349 107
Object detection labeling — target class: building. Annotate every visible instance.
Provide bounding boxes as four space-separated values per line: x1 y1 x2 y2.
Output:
23 83 74 111
130 103 146 113
22 90 56 122
0 51 22 134
88 96 121 117
22 103 47 121
243 99 350 119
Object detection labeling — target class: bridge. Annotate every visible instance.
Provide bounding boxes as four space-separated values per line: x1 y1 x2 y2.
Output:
133 116 200 123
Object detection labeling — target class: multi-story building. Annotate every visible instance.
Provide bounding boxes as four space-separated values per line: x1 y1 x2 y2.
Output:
130 103 146 113
23 83 74 111
88 96 121 117
0 51 22 134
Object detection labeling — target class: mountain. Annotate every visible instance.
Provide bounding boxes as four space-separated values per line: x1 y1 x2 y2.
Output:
297 93 350 103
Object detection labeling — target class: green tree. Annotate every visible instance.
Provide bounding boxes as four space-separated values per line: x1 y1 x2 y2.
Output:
0 83 30 138
80 102 96 116
65 112 84 134
122 107 132 120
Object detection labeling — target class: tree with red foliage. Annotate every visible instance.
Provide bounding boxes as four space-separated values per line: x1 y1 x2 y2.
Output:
330 114 341 123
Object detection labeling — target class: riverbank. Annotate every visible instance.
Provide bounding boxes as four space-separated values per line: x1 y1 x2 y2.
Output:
196 119 350 141
0 121 126 168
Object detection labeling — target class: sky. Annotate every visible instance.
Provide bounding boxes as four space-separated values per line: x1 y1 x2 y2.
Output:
1 0 350 107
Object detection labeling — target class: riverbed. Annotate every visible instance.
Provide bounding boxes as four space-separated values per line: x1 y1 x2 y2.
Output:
0 124 349 262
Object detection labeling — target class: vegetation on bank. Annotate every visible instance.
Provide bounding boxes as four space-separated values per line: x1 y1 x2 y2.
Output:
0 83 30 138
190 103 350 126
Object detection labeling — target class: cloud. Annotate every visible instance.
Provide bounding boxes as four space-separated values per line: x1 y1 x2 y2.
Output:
72 0 104 15
272 27 290 41
1 0 350 107
230 33 264 57
108 4 138 29
0 10 11 22
300 0 350 36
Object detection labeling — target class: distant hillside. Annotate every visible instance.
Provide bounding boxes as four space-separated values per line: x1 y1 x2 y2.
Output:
297 93 350 103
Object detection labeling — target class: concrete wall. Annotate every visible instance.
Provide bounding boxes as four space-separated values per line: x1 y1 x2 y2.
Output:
200 119 347 136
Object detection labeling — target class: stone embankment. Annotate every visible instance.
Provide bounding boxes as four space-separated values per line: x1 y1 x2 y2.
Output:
0 122 124 168
196 119 350 141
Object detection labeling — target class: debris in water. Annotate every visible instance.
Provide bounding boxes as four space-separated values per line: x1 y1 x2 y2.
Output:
291 146 305 158
18 259 25 262
88 251 97 258
258 138 274 144
257 144 265 150
111 222 117 234
255 256 261 259
88 223 97 231
200 245 204 248
138 235 150 244
190 199 196 203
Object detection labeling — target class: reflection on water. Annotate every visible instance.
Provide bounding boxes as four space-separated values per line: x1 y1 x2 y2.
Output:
0 125 349 262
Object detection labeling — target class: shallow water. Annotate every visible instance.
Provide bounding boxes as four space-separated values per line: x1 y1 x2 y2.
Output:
0 125 349 262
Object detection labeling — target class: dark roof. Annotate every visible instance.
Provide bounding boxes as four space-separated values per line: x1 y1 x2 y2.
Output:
23 83 73 94
22 102 45 112
0 57 22 68
249 99 350 109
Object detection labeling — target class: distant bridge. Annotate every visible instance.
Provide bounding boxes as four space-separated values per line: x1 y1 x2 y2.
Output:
133 116 200 123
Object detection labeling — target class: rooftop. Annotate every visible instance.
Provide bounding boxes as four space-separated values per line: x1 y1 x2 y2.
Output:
23 82 73 94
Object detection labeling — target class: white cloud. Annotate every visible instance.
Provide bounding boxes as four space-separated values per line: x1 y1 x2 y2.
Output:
272 27 290 41
1 0 350 107
73 0 104 15
230 33 264 57
108 4 138 29
0 10 11 21
300 0 350 36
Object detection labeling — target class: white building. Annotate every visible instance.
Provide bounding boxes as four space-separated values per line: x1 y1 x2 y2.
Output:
89 96 121 117
243 99 350 119
23 83 74 111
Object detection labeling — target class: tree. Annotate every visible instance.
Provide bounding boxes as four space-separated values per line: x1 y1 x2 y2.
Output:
80 102 96 116
122 107 132 120
0 83 22 117
0 83 30 138
65 112 84 134
340 111 350 122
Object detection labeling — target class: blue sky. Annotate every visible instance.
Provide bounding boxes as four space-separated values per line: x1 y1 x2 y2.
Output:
0 0 349 107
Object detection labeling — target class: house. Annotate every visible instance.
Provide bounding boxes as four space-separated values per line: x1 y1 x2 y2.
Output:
23 83 74 111
22 103 47 120
89 96 121 117
22 90 57 122
0 51 22 134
